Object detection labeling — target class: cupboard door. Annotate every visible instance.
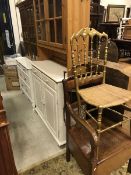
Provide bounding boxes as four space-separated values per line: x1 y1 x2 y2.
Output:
41 82 46 120
44 83 57 137
33 74 43 115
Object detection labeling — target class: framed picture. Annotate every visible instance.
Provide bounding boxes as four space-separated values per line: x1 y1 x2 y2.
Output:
106 5 125 22
126 7 131 18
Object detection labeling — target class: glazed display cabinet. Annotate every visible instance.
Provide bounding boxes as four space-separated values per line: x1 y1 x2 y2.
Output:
16 0 37 60
90 0 104 29
33 0 90 69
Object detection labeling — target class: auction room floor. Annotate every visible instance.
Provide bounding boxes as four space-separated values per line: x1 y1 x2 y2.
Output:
0 76 65 172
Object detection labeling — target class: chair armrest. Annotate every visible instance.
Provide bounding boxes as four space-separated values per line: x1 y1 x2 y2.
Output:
66 102 98 147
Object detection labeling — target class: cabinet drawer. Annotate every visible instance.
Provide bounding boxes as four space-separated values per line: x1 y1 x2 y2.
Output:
17 62 23 71
18 67 30 87
41 73 56 90
17 62 21 68
23 74 30 86
19 78 24 90
32 66 41 79
17 63 29 76
21 66 29 76
17 67 23 79
20 79 31 98
25 85 31 98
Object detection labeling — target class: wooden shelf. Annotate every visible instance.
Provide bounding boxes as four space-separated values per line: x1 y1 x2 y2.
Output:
90 0 104 29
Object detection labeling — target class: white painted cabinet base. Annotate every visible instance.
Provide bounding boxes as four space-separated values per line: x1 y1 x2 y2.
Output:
32 60 66 146
16 57 34 107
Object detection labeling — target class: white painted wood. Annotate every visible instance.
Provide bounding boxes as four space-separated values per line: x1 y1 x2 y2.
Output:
32 60 67 83
16 57 32 69
32 73 43 116
101 0 131 7
16 57 34 107
44 83 58 137
32 60 66 145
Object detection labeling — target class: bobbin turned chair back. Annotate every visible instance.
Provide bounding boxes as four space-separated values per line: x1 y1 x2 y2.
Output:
70 28 108 111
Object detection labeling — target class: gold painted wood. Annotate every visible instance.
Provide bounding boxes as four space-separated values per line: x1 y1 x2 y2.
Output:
68 26 131 136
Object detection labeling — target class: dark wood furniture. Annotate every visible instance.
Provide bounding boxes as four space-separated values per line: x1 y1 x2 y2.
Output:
123 25 131 40
63 76 131 175
99 22 119 39
113 39 131 58
90 0 104 29
0 93 18 175
16 0 37 60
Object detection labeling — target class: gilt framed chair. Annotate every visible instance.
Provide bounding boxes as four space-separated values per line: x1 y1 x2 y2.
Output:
63 27 131 175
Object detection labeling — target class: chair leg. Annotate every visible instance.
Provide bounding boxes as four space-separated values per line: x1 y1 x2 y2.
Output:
66 145 70 162
127 159 131 173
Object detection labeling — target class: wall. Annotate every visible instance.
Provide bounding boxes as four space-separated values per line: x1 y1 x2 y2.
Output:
101 0 131 20
9 0 22 53
101 0 131 7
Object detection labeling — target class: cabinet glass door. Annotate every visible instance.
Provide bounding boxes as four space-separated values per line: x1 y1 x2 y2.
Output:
41 21 46 40
40 0 45 18
35 0 40 20
56 19 62 43
55 0 62 17
34 0 47 41
37 22 41 40
48 0 54 18
47 0 63 44
34 0 63 46
49 20 55 42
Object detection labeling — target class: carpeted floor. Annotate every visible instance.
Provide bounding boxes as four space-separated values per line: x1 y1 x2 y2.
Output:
19 153 131 175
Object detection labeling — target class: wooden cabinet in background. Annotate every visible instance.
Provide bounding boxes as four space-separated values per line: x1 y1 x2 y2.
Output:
90 0 104 29
0 120 18 175
16 0 37 60
33 0 90 69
